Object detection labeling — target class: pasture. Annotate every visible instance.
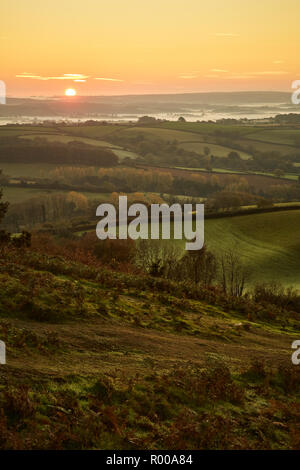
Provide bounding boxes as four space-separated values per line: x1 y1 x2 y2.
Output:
195 210 300 288
178 141 252 159
19 133 120 148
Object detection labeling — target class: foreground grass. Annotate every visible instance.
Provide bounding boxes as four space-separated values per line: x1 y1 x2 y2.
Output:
0 245 299 449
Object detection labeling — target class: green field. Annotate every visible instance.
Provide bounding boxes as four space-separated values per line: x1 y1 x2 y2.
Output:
19 133 138 160
148 210 300 289
63 122 299 162
158 121 257 135
0 126 138 161
245 129 300 146
98 209 300 289
178 141 252 159
119 126 204 142
202 211 300 288
2 122 300 168
19 133 121 148
58 124 124 138
0 126 58 137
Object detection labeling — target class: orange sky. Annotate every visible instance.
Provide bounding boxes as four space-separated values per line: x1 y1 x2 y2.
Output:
1 0 299 97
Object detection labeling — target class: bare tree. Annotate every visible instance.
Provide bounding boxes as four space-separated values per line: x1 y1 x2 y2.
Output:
135 239 182 277
179 245 217 286
219 250 251 297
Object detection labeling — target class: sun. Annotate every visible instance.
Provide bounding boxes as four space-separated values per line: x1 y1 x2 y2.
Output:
65 88 76 96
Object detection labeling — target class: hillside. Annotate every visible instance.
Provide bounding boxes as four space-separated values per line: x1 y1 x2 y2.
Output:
0 241 299 450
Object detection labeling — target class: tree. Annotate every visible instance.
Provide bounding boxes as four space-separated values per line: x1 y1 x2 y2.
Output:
227 151 241 161
219 250 251 297
180 245 217 286
178 116 186 122
135 240 181 277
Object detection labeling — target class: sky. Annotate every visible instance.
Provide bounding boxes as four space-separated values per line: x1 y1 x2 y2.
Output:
1 0 299 97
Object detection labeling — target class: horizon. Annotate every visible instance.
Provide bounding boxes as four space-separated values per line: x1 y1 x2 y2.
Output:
5 89 294 100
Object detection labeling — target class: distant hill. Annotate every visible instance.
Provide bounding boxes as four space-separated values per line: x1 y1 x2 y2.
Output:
0 91 294 117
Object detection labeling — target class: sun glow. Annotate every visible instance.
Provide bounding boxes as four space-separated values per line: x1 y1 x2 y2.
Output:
65 88 76 96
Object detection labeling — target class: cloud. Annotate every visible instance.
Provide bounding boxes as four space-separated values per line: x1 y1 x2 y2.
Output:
220 70 289 79
16 73 89 81
273 60 284 64
249 71 288 75
210 68 228 73
178 75 198 79
223 75 252 80
94 77 123 82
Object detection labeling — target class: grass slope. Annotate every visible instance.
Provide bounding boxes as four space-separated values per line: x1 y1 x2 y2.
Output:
0 245 299 449
204 210 300 288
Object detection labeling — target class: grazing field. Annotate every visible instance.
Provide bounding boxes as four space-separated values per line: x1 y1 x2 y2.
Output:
202 211 300 288
143 210 300 289
118 126 204 142
155 122 300 157
19 133 121 148
158 121 258 135
0 126 58 137
58 124 125 138
245 129 300 146
178 141 252 159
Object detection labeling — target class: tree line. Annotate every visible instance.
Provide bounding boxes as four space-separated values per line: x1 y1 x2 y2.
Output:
0 138 118 166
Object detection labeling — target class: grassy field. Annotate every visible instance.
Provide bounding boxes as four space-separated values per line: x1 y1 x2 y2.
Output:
80 122 300 161
119 126 204 142
142 210 300 289
76 208 300 290
154 122 300 157
0 126 58 137
19 133 121 148
245 129 300 146
0 126 138 161
2 122 300 168
203 211 300 288
158 121 257 135
178 141 252 160
58 124 125 138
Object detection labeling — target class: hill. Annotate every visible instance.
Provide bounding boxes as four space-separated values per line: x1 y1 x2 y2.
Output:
0 239 299 450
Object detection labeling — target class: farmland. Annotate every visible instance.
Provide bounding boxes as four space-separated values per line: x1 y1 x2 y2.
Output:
126 209 300 290
203 210 300 289
0 120 300 290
